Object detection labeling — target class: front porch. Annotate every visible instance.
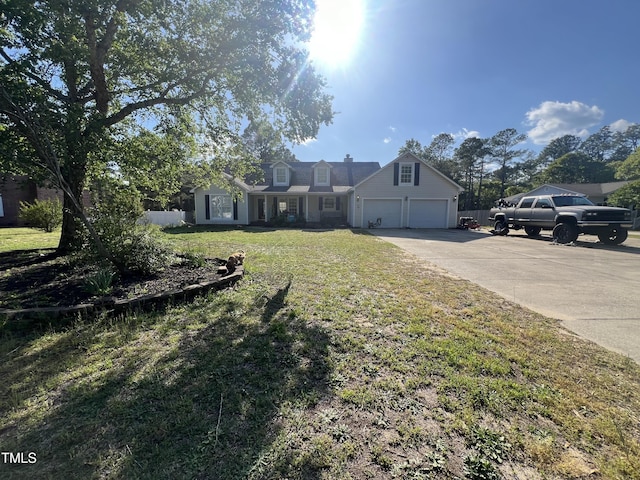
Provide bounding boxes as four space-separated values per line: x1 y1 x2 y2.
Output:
247 193 349 226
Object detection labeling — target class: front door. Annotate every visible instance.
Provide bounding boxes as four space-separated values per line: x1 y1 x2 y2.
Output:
258 198 265 220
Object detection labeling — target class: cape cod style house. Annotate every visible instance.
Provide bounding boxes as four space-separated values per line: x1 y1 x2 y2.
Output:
192 152 464 228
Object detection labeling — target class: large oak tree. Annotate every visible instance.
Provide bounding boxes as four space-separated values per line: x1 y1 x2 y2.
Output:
1 0 333 254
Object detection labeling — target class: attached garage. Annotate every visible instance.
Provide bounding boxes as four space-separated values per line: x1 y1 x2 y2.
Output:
408 199 448 228
362 198 402 228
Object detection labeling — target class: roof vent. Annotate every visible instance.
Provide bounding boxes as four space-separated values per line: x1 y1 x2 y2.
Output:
344 154 353 162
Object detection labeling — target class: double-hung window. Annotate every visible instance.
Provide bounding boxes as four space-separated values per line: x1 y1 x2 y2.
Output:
323 197 335 210
315 167 329 186
399 163 414 185
274 166 289 186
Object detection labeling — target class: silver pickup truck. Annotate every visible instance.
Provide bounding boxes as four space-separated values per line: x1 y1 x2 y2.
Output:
489 194 633 244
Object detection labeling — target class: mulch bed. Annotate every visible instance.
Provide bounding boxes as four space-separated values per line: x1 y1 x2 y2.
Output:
0 249 242 326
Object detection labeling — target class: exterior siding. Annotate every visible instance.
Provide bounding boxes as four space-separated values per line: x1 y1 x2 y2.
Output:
190 155 462 228
352 159 461 228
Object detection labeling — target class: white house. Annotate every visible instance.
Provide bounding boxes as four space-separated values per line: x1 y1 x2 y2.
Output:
192 152 464 228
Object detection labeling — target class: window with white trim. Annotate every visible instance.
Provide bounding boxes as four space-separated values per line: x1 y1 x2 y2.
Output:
274 166 288 185
315 166 329 186
399 163 413 185
211 195 232 219
323 197 336 210
277 198 298 214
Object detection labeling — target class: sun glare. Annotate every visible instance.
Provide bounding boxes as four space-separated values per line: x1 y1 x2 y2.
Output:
309 0 365 69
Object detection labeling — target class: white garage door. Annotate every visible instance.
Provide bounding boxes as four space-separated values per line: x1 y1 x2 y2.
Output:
362 199 402 228
408 199 448 228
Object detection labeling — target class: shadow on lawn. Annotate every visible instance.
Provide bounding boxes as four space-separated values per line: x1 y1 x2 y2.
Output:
1 280 332 480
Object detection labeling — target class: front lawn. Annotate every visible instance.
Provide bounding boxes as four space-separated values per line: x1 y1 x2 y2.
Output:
1 227 639 479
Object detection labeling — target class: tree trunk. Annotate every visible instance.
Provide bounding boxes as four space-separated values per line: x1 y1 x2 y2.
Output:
57 166 86 253
55 159 119 272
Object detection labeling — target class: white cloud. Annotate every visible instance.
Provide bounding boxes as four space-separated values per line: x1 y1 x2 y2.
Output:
383 137 392 144
525 100 604 145
298 137 318 146
452 128 481 141
609 119 632 132
389 126 396 133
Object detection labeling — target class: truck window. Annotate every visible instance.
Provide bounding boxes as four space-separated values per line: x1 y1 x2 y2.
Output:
519 198 535 208
534 198 551 208
551 196 594 207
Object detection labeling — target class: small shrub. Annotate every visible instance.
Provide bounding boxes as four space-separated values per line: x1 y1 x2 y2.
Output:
84 268 116 295
464 455 500 480
468 426 511 464
19 198 63 232
115 226 176 276
87 182 176 276
183 251 207 268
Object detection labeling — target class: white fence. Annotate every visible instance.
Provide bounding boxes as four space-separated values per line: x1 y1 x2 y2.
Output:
141 210 187 227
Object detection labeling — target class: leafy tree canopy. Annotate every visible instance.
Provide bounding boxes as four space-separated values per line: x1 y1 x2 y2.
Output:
541 152 615 184
607 180 640 209
615 147 640 181
1 0 333 255
488 128 527 197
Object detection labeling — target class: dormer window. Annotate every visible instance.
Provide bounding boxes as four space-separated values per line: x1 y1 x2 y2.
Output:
313 160 332 187
315 166 329 186
273 165 289 186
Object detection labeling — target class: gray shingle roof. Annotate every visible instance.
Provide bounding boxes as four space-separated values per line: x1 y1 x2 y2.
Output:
246 161 381 193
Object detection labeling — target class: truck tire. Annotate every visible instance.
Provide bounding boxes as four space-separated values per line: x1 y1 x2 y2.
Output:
524 226 542 237
494 219 509 235
552 222 578 244
597 228 628 245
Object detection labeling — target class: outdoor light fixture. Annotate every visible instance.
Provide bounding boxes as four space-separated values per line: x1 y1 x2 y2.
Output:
356 195 360 201
453 195 458 201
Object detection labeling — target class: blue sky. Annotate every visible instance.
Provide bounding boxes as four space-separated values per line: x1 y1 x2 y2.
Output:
292 0 640 166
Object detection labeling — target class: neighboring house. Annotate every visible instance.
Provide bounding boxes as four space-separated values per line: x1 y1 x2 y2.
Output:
0 175 61 227
192 152 464 228
0 175 91 227
503 181 631 206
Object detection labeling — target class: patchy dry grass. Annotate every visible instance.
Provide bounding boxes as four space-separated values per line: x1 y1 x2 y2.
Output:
1 226 639 479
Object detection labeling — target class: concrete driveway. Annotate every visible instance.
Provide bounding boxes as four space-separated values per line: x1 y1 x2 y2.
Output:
371 228 640 363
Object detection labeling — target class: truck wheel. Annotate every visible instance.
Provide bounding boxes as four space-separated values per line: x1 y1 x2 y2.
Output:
524 226 542 237
494 220 509 235
597 228 628 245
552 222 578 244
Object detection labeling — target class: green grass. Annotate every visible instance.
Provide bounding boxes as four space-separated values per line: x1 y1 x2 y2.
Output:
0 227 61 253
1 226 639 479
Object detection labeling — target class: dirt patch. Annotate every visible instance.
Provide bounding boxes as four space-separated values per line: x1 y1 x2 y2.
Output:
0 249 231 310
